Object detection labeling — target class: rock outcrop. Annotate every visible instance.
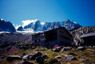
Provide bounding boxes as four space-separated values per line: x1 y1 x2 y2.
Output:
71 26 95 46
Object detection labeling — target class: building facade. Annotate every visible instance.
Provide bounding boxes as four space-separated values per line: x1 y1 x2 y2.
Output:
32 33 46 46
44 27 73 47
32 27 73 47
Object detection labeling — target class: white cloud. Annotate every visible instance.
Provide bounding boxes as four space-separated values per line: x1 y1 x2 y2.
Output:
22 19 38 27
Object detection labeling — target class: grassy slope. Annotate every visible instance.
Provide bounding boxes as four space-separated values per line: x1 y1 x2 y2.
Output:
1 46 95 64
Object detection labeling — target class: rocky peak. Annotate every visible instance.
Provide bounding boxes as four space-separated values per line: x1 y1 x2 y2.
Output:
0 19 16 32
64 19 81 30
17 19 81 32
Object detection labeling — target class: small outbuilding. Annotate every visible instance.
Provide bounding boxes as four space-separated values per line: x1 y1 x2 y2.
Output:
80 33 95 46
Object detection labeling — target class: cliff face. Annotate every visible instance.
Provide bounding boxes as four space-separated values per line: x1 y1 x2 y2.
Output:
71 26 95 46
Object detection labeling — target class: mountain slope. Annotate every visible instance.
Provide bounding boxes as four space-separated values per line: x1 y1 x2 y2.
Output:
0 32 32 45
64 19 81 30
0 19 16 32
17 19 81 32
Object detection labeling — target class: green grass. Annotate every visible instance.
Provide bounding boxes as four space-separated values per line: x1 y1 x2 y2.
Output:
1 46 95 64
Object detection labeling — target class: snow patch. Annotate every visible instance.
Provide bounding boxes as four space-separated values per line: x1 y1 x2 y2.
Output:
0 31 10 34
22 19 38 27
15 25 21 29
0 19 4 21
74 22 77 24
40 22 45 25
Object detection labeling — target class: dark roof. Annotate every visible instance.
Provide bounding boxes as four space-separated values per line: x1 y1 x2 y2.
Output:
80 33 95 38
32 27 72 37
44 28 57 33
32 32 44 36
58 27 73 37
44 27 72 37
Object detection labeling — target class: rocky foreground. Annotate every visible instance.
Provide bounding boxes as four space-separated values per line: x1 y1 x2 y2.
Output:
0 44 95 64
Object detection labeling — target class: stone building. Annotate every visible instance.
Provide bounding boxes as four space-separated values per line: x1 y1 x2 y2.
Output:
44 27 73 47
32 32 46 46
32 27 73 47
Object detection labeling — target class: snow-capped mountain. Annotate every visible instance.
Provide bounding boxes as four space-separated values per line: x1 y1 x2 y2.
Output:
0 19 16 32
64 19 82 30
17 19 81 32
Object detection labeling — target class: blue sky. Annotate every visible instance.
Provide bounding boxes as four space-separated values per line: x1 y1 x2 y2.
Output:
0 0 95 27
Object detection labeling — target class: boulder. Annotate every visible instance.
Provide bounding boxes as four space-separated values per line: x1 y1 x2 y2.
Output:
55 55 62 59
35 56 44 64
23 55 28 60
48 59 61 64
42 55 48 59
55 54 77 61
77 46 85 50
53 46 63 52
22 61 33 64
80 56 89 62
82 58 89 62
7 55 22 61
35 52 42 56
69 53 77 56
62 54 75 61
62 47 72 51
28 52 42 60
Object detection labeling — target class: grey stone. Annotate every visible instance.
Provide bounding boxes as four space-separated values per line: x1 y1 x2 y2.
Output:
23 55 28 60
7 55 22 61
77 46 85 50
53 46 63 52
22 61 33 64
62 47 72 51
42 55 48 59
35 56 44 64
62 54 76 61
